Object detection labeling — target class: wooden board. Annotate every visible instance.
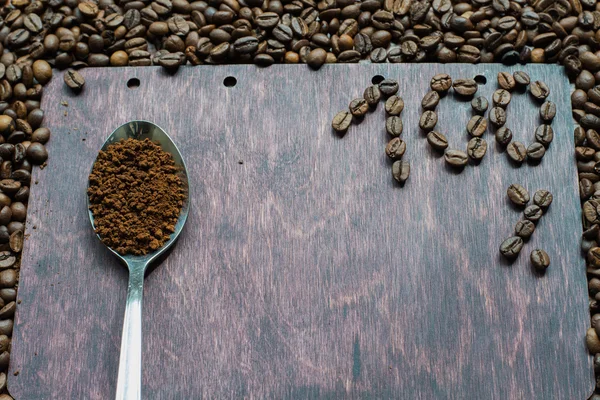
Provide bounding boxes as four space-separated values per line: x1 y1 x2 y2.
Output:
7 64 592 399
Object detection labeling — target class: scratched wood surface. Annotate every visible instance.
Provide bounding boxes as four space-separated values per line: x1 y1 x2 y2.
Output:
6 64 592 399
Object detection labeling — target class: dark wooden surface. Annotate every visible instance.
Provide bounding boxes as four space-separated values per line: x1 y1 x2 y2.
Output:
7 64 592 399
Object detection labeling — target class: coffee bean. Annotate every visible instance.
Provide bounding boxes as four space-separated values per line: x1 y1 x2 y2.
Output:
533 190 553 209
444 149 468 168
495 127 513 145
540 101 556 122
515 220 536 239
332 111 352 133
421 91 440 110
385 137 406 160
535 124 554 147
467 137 487 160
471 96 488 114
430 73 452 93
524 204 543 223
9 230 22 253
507 141 527 163
378 79 399 97
233 37 258 55
26 142 47 164
584 200 600 223
498 72 516 91
64 69 84 91
419 111 437 131
489 106 507 127
492 89 511 108
500 236 524 259
363 86 381 107
385 95 404 115
527 142 546 161
467 115 487 137
426 131 448 151
453 78 478 96
530 80 550 101
589 247 600 268
386 116 403 137
507 183 530 207
582 114 600 130
0 253 15 269
531 249 550 271
391 160 409 183
306 48 326 69
349 98 369 117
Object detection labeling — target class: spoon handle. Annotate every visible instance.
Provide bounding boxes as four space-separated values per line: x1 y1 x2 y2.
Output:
115 267 145 400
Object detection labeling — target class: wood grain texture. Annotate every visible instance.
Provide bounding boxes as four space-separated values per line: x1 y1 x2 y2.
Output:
7 64 592 399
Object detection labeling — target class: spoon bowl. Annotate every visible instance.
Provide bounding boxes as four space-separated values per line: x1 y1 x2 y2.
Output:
87 120 189 400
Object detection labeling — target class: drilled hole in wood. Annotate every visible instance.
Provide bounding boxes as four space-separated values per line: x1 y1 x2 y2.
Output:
127 78 140 89
474 75 487 85
371 75 384 85
223 76 237 87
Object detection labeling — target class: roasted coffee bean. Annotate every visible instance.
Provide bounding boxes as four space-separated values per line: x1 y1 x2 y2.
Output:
419 111 437 131
349 98 369 117
589 247 600 269
495 127 513 145
426 131 448 151
507 184 530 207
535 124 554 147
64 69 84 90
498 72 516 91
378 79 398 97
332 111 352 133
515 220 536 240
540 101 556 122
363 86 381 107
489 107 507 127
385 95 404 115
467 137 487 160
587 129 600 150
471 96 488 114
582 114 600 131
391 160 409 183
492 87 512 108
527 142 546 161
421 91 439 110
584 200 600 223
524 204 543 223
444 149 468 168
9 230 22 253
533 190 553 209
385 137 406 160
530 80 550 101
306 48 326 69
453 78 477 96
500 236 524 259
26 142 47 164
531 249 550 271
430 73 452 93
466 115 487 137
386 116 403 137
507 141 527 163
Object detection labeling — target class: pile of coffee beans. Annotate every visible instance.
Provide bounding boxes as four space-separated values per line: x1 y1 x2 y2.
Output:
421 73 487 168
332 78 410 184
490 71 555 164
501 184 552 267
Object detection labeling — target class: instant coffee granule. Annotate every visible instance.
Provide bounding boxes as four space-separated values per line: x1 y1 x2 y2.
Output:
87 138 185 256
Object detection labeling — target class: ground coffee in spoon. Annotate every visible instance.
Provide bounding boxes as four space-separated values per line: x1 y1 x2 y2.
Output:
87 138 185 256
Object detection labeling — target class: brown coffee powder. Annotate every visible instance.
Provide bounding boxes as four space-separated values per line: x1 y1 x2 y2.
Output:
87 138 185 256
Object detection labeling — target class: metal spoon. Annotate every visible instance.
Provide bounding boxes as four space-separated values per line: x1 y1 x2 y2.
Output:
86 120 190 400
